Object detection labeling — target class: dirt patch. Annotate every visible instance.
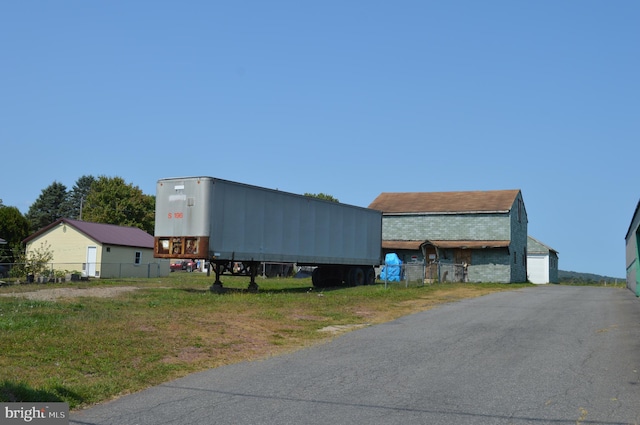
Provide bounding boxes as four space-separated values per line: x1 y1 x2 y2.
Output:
162 346 209 364
0 286 139 301
318 324 369 335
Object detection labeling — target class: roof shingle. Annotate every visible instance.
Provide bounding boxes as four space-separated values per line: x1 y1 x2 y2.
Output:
368 190 520 214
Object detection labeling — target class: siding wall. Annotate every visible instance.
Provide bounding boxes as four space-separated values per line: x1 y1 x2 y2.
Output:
25 222 102 274
382 213 511 241
549 252 559 283
510 194 528 283
100 245 159 278
626 207 640 296
468 248 511 283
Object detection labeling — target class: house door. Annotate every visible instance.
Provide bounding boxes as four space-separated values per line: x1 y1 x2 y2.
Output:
86 246 97 277
454 249 471 265
454 249 472 282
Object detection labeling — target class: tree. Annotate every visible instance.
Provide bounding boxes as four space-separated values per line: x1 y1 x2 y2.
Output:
25 181 69 232
13 241 54 280
304 193 339 203
0 205 29 263
82 176 155 234
64 175 96 219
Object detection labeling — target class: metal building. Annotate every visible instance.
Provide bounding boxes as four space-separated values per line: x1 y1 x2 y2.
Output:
625 200 640 297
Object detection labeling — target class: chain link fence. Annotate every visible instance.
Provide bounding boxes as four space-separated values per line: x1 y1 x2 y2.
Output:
0 261 300 284
1 260 469 287
380 262 468 288
0 261 169 283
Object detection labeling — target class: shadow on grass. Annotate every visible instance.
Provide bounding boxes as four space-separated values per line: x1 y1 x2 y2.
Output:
0 380 84 408
179 285 353 295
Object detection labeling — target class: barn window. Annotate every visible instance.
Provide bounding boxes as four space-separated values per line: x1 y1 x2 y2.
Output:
135 251 142 265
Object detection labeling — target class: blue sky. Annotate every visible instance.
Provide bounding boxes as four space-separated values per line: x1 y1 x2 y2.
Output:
1 1 638 278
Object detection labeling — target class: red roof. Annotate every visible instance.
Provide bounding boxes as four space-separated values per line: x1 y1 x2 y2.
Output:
24 218 154 249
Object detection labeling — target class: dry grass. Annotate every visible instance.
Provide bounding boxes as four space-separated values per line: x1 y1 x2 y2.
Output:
0 274 529 409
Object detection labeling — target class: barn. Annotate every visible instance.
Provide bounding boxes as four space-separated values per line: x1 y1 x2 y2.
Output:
369 189 528 283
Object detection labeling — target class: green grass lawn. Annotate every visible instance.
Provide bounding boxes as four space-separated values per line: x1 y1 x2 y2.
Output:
0 273 529 409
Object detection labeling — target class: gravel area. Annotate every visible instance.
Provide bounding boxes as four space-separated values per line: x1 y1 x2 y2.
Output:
0 286 139 301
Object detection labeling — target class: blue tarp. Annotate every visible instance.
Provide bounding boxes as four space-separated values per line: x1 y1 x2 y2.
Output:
380 253 402 281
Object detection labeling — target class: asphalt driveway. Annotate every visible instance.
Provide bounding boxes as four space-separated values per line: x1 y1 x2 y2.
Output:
70 285 640 425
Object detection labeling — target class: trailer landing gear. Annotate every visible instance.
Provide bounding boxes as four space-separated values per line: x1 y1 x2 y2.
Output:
246 261 259 293
209 260 259 293
209 262 225 293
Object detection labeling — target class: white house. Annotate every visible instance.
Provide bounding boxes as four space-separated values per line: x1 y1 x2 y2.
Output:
527 236 559 284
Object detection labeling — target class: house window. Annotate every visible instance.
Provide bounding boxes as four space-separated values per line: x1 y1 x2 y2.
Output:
135 251 142 265
106 247 111 253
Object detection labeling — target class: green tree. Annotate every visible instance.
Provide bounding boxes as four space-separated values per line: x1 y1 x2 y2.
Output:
64 175 96 219
25 181 69 232
82 176 155 234
304 193 339 203
0 205 29 263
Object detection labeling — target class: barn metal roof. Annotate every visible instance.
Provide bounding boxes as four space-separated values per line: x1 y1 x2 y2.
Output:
24 218 154 249
368 189 521 214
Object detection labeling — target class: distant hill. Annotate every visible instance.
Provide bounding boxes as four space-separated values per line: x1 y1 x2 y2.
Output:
559 270 625 283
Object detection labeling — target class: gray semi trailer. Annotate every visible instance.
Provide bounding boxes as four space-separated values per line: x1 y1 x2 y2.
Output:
154 176 382 291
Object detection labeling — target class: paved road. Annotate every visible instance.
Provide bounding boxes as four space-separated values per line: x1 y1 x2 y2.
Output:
70 286 640 425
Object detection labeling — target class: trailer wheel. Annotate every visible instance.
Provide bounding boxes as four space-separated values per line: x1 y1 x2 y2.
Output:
364 267 376 285
312 268 325 288
348 267 366 286
312 266 343 287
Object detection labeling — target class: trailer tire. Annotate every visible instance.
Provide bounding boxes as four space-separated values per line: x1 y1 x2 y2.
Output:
312 268 320 287
348 267 366 286
313 266 344 288
312 268 327 288
364 267 375 285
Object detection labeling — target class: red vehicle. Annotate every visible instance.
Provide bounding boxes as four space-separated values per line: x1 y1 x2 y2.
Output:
170 260 197 272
